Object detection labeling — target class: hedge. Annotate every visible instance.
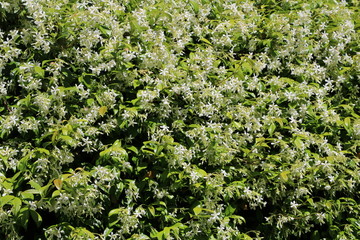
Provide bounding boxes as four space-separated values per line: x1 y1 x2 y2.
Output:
0 0 360 239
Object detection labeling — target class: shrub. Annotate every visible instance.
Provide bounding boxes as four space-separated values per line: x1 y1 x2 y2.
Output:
0 0 360 239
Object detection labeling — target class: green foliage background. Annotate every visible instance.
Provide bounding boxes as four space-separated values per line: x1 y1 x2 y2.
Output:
0 0 360 239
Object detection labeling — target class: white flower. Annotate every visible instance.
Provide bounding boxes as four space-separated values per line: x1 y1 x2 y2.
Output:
208 210 221 223
316 212 326 224
290 201 300 209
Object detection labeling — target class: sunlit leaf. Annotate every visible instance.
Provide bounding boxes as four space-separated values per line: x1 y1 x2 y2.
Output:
53 179 63 190
99 106 108 116
280 171 290 183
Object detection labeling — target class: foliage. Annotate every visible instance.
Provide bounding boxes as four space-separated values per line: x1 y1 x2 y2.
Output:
1 0 360 239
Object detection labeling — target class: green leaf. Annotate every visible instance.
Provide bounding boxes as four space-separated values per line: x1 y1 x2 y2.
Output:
163 227 170 239
52 190 61 198
35 148 50 155
225 205 236 216
20 191 34 201
133 79 141 88
18 207 30 230
17 94 31 107
51 130 59 144
190 1 200 14
196 168 207 177
150 227 159 239
344 117 352 133
200 38 211 45
294 138 303 149
274 118 284 127
98 25 112 37
108 209 121 227
156 231 164 240
87 98 95 106
241 62 253 75
148 205 156 217
72 227 95 239
100 146 127 158
193 206 202 215
34 66 45 78
59 135 76 147
18 152 32 171
232 121 242 129
30 209 42 228
155 145 164 156
29 180 42 191
0 196 22 215
280 77 298 86
280 171 290 182
100 140 127 161
0 195 15 207
268 122 276 136
61 124 73 136
126 145 139 154
242 234 253 240
40 182 52 197
12 197 22 214
229 215 245 225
